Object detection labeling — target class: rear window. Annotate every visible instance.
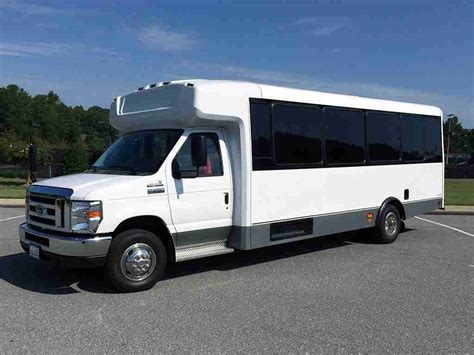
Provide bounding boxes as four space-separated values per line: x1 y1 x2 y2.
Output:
120 85 182 114
423 116 442 162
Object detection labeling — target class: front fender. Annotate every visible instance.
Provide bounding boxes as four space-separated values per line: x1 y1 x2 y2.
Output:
96 196 175 235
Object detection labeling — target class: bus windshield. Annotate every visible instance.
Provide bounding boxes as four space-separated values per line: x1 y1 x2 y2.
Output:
90 129 183 175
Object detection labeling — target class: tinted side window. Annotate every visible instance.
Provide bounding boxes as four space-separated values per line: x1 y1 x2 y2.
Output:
366 112 401 161
250 102 274 170
272 104 322 165
323 108 365 164
250 102 272 158
175 133 223 177
423 116 442 162
401 114 424 161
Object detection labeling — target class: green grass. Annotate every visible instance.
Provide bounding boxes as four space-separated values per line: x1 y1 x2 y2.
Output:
0 176 472 206
445 179 474 206
0 177 27 199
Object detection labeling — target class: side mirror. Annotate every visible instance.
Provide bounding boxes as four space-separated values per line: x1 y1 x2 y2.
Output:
191 134 207 167
172 159 181 179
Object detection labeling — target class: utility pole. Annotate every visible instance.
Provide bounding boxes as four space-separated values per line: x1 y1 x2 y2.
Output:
28 121 40 186
445 114 455 166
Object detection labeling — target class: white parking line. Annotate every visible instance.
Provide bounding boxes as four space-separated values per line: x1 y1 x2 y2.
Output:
0 215 25 223
415 216 474 237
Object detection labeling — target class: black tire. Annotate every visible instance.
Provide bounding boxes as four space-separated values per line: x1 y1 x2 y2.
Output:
374 204 401 244
20 243 29 253
105 229 167 292
400 221 406 233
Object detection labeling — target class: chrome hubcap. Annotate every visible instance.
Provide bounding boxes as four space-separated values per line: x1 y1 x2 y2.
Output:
120 243 156 281
384 212 398 236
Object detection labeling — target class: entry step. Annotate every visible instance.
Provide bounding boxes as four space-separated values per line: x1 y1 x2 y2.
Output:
175 241 234 262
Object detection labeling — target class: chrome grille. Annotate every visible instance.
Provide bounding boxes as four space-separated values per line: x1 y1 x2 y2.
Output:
27 193 66 230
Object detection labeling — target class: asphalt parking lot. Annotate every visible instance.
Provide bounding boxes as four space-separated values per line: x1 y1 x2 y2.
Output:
0 208 472 353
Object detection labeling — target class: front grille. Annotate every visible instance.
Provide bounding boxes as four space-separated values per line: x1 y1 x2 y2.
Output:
30 215 55 226
30 194 56 204
25 232 50 247
27 193 66 230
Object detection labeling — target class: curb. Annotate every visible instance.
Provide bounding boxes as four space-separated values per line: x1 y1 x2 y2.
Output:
0 199 25 208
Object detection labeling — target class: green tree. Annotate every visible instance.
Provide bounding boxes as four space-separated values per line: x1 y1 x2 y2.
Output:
64 140 90 174
444 115 473 164
0 85 32 139
85 132 108 153
0 84 115 175
30 91 67 143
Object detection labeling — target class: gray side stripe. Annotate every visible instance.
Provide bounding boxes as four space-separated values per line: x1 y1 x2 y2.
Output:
174 198 442 251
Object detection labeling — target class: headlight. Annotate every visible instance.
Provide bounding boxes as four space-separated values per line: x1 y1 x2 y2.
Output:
71 201 102 233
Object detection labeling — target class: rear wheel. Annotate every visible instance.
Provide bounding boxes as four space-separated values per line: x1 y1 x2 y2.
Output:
374 204 401 244
105 229 167 292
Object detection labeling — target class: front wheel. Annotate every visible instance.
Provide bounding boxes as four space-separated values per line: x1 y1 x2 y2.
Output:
374 204 401 244
105 229 167 292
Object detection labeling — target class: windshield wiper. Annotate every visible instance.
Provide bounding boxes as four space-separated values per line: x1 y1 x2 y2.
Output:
86 166 99 173
99 165 137 175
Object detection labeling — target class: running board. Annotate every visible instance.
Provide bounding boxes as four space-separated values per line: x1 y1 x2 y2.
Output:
175 241 234 262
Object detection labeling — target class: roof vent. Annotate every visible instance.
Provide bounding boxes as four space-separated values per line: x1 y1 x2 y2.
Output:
137 87 144 91
186 82 194 87
162 81 171 86
149 83 157 88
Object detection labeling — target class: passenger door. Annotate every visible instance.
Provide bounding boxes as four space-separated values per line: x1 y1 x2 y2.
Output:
166 130 232 247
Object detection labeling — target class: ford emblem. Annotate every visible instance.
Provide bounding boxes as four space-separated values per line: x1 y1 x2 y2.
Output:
36 205 44 215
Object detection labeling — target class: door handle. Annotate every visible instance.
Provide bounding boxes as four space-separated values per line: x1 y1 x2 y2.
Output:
224 192 229 205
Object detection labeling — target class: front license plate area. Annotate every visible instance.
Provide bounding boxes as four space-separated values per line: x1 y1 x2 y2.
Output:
29 244 40 260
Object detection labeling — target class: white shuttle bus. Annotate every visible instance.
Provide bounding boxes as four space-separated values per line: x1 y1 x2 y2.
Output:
19 80 444 292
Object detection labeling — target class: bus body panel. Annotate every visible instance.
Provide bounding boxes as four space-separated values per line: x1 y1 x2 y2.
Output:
251 163 443 224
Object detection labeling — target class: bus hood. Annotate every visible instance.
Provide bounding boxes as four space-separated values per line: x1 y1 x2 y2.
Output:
30 173 149 201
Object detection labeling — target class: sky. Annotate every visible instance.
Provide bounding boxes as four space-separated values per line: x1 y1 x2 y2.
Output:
0 0 473 127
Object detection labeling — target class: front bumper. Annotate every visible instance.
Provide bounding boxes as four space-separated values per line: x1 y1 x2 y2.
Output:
19 222 111 266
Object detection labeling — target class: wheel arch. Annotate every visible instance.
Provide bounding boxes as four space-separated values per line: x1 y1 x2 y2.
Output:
113 215 176 263
377 197 406 225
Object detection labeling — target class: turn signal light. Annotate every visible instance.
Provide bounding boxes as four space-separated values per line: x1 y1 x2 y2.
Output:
87 211 102 219
367 213 374 222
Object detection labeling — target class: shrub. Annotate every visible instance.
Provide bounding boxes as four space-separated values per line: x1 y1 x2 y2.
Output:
0 170 27 179
0 132 51 164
